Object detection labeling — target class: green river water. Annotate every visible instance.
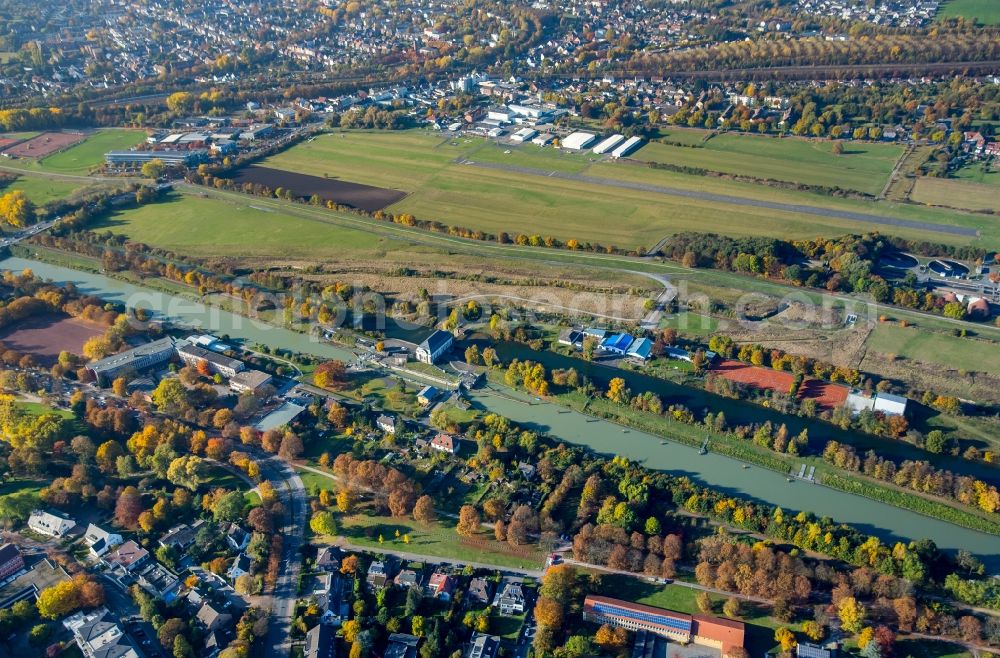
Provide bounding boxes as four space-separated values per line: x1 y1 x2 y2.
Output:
4 256 997 568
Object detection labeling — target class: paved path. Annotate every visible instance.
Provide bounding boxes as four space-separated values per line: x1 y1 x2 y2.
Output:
454 158 978 238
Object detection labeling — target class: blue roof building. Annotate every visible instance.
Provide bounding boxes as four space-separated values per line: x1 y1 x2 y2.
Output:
626 337 653 360
601 333 635 355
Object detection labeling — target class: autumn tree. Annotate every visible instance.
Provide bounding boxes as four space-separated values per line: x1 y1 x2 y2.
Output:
314 361 348 390
310 511 338 536
0 191 35 227
838 596 866 634
413 495 436 523
114 486 144 528
456 505 480 536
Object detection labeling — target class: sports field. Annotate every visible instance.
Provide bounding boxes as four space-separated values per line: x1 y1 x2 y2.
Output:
35 129 146 174
910 177 1000 212
633 134 904 196
258 131 992 251
91 192 411 260
863 324 1000 373
937 0 1000 24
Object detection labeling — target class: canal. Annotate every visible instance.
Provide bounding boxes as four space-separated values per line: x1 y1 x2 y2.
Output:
5 256 998 567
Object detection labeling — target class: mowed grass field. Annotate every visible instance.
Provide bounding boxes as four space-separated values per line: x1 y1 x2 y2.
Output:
863 324 1000 373
2 174 85 204
634 134 904 196
938 0 1000 24
35 129 146 174
910 177 1000 212
258 130 994 251
91 192 413 259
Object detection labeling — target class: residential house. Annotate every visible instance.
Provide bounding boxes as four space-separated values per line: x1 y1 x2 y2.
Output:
196 601 233 633
225 524 250 552
103 541 149 574
466 633 501 658
366 560 390 590
516 462 536 480
83 524 123 558
385 633 421 658
135 561 180 599
228 553 252 580
429 433 458 455
492 581 526 615
415 330 454 364
0 544 25 580
425 572 456 601
27 510 75 538
159 522 200 552
305 624 337 658
63 608 140 658
315 546 342 572
466 578 492 607
377 414 397 434
314 572 350 626
394 569 423 589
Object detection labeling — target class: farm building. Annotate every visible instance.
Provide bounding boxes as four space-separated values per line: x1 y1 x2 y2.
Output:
626 337 654 360
844 390 908 417
86 337 177 384
562 131 597 150
611 136 643 158
416 330 454 364
592 134 625 154
510 128 538 143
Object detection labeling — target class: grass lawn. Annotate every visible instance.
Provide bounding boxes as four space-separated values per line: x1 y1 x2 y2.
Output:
0 479 43 497
952 161 1000 185
432 402 483 430
894 638 973 658
910 177 1000 212
344 373 422 416
658 311 720 337
91 192 413 259
2 174 86 205
634 133 904 196
863 324 1000 373
36 129 146 174
489 611 525 639
653 127 713 146
937 0 1000 23
254 130 993 251
335 511 545 569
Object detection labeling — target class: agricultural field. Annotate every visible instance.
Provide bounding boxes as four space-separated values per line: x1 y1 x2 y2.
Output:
256 130 993 251
633 134 904 196
937 0 1000 24
910 177 1000 212
0 313 105 366
233 165 406 211
863 324 1000 374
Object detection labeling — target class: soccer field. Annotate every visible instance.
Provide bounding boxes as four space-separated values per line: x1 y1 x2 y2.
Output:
254 130 994 251
35 129 146 174
633 133 904 196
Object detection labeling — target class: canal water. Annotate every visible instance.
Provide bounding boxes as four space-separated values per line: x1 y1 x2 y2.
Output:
5 256 998 567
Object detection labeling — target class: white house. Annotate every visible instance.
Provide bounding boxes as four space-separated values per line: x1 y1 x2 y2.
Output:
28 510 75 538
228 553 252 580
415 330 454 364
83 524 123 558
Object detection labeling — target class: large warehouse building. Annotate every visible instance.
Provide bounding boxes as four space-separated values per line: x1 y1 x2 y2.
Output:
561 131 597 150
611 136 643 158
592 134 625 154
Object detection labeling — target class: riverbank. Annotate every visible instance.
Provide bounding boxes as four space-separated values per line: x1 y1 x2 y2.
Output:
4 255 998 566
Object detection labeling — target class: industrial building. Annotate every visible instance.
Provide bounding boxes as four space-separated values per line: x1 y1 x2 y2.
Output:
561 131 597 150
611 136 643 158
105 149 207 167
592 134 625 154
511 127 538 143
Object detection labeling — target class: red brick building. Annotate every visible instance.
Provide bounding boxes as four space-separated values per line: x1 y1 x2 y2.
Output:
0 543 25 580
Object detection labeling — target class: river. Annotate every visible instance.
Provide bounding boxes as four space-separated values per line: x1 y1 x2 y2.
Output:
5 256 998 567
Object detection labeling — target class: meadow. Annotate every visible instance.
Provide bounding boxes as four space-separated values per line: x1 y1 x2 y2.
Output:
2 173 85 205
910 177 1000 212
863 324 1000 373
937 0 1000 24
90 192 413 260
634 133 904 195
257 131 992 251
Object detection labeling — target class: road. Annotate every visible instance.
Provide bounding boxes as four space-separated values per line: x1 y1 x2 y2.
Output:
453 158 978 238
254 451 307 658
